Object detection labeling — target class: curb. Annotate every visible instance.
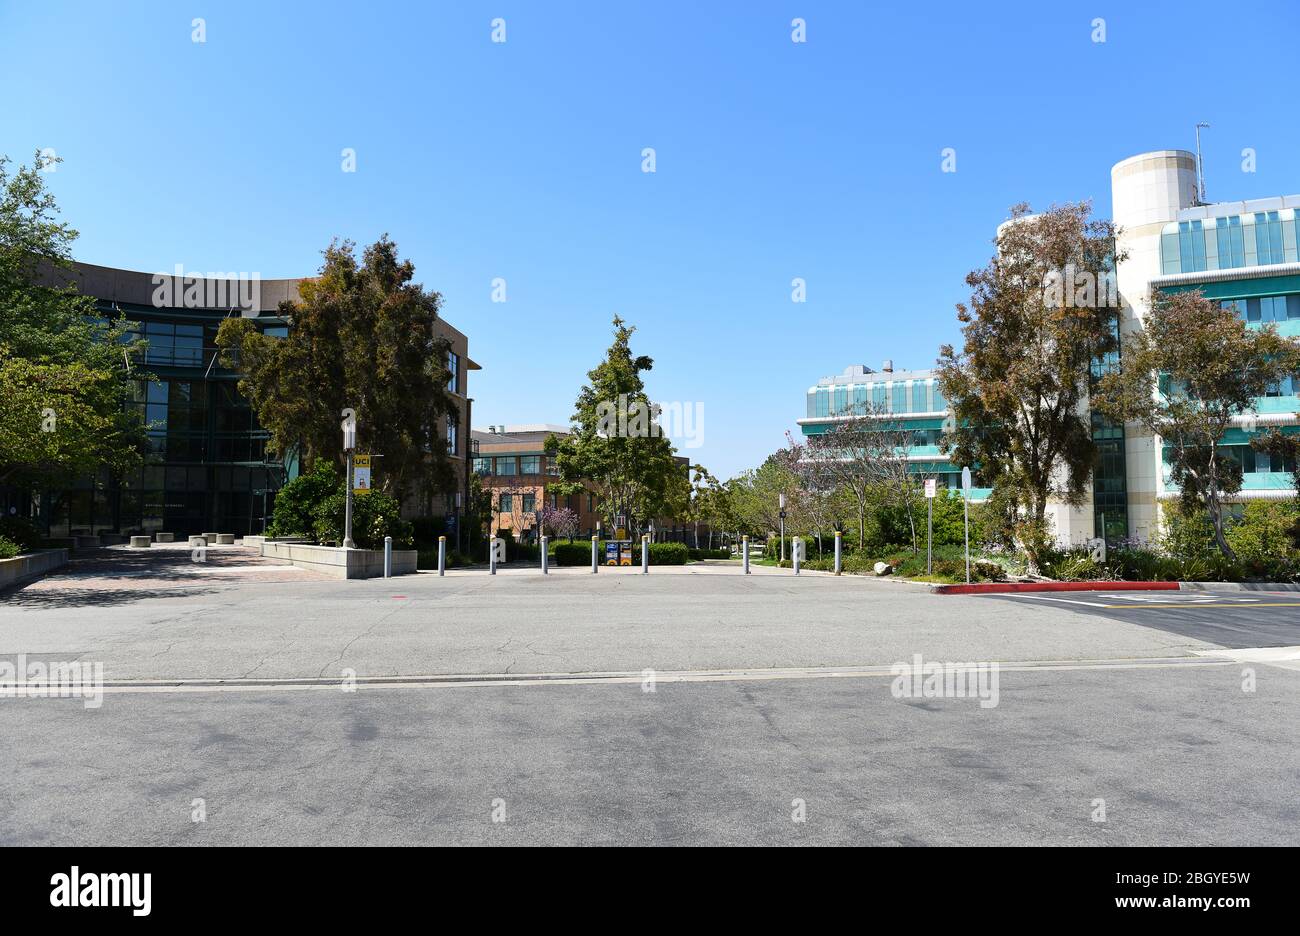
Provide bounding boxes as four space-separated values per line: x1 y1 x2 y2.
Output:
929 581 1181 595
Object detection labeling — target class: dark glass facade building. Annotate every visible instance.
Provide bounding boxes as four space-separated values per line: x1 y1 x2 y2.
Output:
24 262 475 541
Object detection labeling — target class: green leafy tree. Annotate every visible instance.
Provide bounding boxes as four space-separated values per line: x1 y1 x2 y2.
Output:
545 317 688 532
216 236 456 508
266 460 342 537
938 202 1124 570
0 153 145 493
1094 289 1300 560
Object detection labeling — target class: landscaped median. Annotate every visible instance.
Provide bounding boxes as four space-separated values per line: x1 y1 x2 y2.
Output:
930 580 1182 595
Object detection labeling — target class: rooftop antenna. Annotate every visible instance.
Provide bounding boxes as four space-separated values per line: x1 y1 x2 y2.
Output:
1194 122 1210 204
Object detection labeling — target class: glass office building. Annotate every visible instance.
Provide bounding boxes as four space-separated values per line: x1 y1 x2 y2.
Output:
34 298 293 540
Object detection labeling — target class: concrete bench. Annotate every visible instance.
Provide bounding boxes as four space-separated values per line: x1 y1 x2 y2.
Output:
129 536 152 548
155 532 175 543
188 536 207 547
216 534 235 545
203 533 220 545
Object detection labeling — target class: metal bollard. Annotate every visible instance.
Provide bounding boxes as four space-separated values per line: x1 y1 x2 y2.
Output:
742 535 750 575
834 531 842 576
793 541 801 576
541 535 549 574
384 536 392 578
591 535 599 573
642 534 649 574
490 542 497 575
438 535 446 576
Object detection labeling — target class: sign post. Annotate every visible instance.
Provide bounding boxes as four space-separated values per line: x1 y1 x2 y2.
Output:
961 467 972 584
924 478 937 577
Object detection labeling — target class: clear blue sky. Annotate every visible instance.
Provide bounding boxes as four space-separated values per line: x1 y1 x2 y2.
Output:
3 1 1297 478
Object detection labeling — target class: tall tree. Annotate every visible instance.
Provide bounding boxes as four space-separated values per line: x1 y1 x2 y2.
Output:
937 201 1123 569
216 236 457 506
1094 289 1300 560
0 152 144 493
545 317 687 533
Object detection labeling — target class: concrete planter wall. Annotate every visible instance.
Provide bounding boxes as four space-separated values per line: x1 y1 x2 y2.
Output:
259 541 417 579
0 549 69 591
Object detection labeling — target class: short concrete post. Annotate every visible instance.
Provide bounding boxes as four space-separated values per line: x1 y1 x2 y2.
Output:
541 535 549 574
384 536 392 578
834 531 842 576
641 534 649 574
591 535 599 573
438 535 446 576
742 535 750 574
793 537 802 576
490 542 497 575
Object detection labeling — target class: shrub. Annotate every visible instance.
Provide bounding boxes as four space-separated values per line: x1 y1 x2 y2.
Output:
688 548 731 560
554 541 593 566
0 515 40 551
312 490 412 549
269 461 342 537
638 541 689 565
0 536 20 560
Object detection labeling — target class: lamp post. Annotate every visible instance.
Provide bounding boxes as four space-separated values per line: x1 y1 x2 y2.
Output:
778 493 786 564
342 409 357 549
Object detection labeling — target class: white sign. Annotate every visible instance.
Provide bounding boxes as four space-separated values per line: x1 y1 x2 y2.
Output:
924 478 937 499
353 467 371 492
961 466 972 494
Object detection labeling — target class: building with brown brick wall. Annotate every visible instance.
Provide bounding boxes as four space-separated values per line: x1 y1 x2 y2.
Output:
471 424 699 544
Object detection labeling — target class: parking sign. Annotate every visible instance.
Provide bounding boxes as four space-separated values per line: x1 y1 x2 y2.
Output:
924 478 937 499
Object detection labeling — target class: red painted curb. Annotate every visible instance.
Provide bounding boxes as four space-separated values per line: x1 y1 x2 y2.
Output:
931 581 1181 595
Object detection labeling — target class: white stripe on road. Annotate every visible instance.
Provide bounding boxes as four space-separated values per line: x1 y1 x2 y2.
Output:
32 655 1237 695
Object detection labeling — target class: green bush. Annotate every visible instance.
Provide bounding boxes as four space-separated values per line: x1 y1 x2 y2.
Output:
0 536 20 560
688 548 731 560
638 541 689 565
312 490 412 550
269 461 342 537
554 541 593 566
417 547 472 569
0 515 41 551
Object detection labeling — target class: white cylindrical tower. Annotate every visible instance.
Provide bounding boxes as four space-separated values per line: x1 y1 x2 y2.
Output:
1110 150 1198 542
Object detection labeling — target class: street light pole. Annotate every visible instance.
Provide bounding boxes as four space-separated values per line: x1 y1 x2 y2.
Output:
778 493 786 564
342 409 356 549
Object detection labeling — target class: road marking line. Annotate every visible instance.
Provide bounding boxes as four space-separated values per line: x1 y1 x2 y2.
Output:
995 593 1113 608
24 656 1237 695
1099 601 1300 609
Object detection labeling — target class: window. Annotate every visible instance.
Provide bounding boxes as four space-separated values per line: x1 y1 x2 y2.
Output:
499 494 513 513
497 456 517 476
544 457 560 476
911 382 928 413
521 494 535 514
473 457 492 475
520 455 540 475
447 351 460 394
446 415 458 455
891 384 907 413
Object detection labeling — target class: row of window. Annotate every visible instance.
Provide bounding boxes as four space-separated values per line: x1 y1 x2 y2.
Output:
473 455 560 477
1220 294 1300 325
1161 210 1299 274
497 491 596 516
806 381 948 419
